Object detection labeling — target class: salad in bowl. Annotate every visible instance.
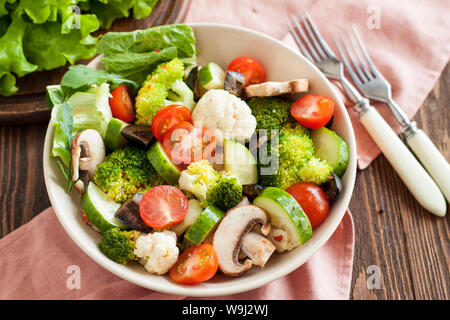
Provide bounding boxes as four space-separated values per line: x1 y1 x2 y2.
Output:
44 23 355 294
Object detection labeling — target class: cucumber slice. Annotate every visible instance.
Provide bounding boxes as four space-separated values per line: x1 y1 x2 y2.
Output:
171 199 203 236
253 187 312 246
104 118 129 151
223 139 258 185
82 182 127 232
311 127 349 177
199 62 225 90
146 142 181 185
184 205 225 245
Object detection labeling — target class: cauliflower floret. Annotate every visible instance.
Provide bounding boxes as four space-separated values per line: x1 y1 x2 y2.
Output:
267 228 297 252
192 89 256 141
134 230 179 275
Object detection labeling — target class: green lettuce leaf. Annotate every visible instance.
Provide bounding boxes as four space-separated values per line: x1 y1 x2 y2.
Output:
97 24 197 84
23 15 99 71
60 64 139 95
0 15 37 95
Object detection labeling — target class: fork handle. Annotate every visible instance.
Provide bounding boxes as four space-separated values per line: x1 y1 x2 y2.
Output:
359 106 447 217
406 128 450 204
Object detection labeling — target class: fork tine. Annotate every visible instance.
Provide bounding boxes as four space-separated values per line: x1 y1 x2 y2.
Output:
332 33 362 87
351 25 382 77
286 17 314 62
298 12 327 60
338 31 368 83
290 14 321 62
345 29 373 80
304 10 336 58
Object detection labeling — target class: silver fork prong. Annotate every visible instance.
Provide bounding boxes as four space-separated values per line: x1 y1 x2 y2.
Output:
290 14 321 62
286 17 314 62
332 33 362 87
351 25 382 77
304 10 336 59
298 12 327 60
346 29 373 80
338 31 369 83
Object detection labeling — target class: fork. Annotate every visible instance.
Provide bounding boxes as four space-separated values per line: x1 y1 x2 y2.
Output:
334 26 450 205
287 12 446 217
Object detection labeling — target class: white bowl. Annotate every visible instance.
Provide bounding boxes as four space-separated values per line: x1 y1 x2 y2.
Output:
43 23 356 297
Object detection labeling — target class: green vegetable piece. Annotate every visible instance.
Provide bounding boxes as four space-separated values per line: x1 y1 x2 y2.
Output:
184 205 225 245
253 187 312 245
82 182 128 233
99 228 140 265
311 127 349 177
199 62 225 90
146 142 181 185
104 118 129 151
206 174 243 211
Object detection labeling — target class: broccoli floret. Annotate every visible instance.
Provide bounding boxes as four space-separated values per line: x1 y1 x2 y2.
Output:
259 124 331 189
135 58 195 126
247 97 295 134
178 160 220 201
99 228 140 265
206 173 243 211
299 157 332 185
94 146 164 203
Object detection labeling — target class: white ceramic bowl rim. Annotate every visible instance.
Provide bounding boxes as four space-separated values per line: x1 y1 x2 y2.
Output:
43 22 357 297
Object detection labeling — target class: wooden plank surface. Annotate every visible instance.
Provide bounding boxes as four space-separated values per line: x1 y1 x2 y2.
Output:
0 56 448 299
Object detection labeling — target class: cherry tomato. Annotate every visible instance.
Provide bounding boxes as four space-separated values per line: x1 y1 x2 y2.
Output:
286 182 330 228
291 94 334 129
109 84 135 122
151 104 192 141
226 56 266 87
170 243 218 285
139 185 188 229
162 121 217 165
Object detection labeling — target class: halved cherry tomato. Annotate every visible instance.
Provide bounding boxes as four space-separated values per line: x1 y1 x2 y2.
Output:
226 56 266 87
139 185 188 229
286 182 329 228
162 121 216 165
170 243 218 285
109 84 135 122
291 94 334 129
151 104 192 141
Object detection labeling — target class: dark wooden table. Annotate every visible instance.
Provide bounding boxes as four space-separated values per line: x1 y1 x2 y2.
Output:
0 60 448 300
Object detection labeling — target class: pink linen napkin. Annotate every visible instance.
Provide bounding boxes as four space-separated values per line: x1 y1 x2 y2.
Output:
185 0 450 169
0 207 354 300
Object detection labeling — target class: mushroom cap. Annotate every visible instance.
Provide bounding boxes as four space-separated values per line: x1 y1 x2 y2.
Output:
213 205 270 276
70 129 105 186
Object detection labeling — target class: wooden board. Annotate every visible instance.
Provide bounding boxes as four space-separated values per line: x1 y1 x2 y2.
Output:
0 0 190 125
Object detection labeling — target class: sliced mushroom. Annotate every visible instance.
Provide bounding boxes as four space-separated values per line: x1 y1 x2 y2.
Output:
224 71 245 98
321 172 342 203
241 232 276 267
114 192 152 233
121 125 154 149
71 129 105 193
213 205 270 276
244 79 308 98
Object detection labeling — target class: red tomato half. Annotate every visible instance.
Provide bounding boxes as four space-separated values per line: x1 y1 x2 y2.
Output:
291 94 334 129
286 182 330 228
162 121 217 165
226 56 266 87
139 185 188 229
170 244 219 285
109 84 135 122
151 104 192 141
